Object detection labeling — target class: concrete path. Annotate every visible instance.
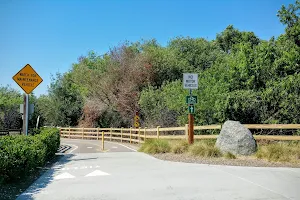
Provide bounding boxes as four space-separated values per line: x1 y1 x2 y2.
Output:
60 138 137 153
17 149 300 200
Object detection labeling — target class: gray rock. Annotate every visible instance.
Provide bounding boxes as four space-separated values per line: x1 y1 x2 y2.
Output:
216 120 257 156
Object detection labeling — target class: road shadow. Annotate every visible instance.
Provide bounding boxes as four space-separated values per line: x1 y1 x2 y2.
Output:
16 154 75 200
70 157 98 161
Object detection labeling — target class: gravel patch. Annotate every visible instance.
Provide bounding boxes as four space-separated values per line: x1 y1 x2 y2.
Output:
153 153 300 168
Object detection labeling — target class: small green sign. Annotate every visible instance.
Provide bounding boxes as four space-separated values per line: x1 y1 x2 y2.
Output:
186 96 197 104
188 105 195 114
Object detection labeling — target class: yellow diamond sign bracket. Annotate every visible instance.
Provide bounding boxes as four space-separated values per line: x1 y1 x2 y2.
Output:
12 64 43 94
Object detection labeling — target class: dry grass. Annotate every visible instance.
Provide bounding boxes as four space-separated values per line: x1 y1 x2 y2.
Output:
139 139 300 164
188 141 222 158
223 152 236 159
170 140 189 154
139 139 171 154
256 142 300 163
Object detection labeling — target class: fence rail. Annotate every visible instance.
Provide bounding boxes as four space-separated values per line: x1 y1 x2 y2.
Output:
60 124 300 144
0 129 22 136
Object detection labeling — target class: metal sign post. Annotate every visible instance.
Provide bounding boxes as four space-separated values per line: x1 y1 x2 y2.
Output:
21 94 29 135
183 73 198 144
25 94 29 135
188 109 194 144
188 89 194 144
13 64 43 135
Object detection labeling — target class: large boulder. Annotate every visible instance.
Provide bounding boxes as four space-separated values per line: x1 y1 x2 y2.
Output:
216 120 257 156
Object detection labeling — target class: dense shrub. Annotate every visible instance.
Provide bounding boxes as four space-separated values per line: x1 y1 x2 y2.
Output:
35 128 60 161
0 128 60 183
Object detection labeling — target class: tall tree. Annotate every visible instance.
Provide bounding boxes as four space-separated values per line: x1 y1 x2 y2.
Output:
38 73 83 126
277 0 300 46
0 86 22 129
216 25 260 53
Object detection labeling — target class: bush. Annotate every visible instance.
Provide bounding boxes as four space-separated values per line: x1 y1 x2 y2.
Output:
0 128 60 183
171 140 189 154
35 128 60 161
29 128 42 136
188 141 222 158
256 142 300 163
139 139 171 154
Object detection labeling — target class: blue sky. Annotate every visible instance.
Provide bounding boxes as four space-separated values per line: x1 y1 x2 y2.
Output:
0 0 294 96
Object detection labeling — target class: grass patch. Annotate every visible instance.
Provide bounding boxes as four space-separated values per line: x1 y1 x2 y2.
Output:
170 140 189 154
224 152 236 159
139 139 171 154
188 141 222 158
140 138 300 164
256 142 300 163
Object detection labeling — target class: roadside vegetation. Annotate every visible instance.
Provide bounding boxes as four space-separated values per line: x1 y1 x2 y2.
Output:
139 139 300 164
0 128 60 184
256 142 300 162
139 139 171 154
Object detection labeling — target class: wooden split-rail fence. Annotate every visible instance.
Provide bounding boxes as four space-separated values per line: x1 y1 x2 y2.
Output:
60 124 300 144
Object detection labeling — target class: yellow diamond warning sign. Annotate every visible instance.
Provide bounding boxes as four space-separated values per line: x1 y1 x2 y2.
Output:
134 115 140 121
12 64 43 94
134 121 140 128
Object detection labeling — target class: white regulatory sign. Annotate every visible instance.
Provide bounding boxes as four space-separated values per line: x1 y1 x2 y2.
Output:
183 73 198 89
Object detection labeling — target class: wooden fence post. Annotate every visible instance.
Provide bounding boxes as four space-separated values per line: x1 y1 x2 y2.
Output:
157 126 160 139
69 126 71 138
130 127 132 144
185 124 188 140
110 128 112 141
121 127 123 143
97 127 99 140
102 131 104 150
138 127 141 144
144 127 147 142
82 127 84 139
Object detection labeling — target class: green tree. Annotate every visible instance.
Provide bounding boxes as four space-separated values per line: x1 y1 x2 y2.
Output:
169 37 225 71
216 25 260 53
38 73 83 126
0 86 22 129
277 0 300 46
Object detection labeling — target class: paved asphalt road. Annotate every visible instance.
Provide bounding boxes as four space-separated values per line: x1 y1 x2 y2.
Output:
17 139 300 200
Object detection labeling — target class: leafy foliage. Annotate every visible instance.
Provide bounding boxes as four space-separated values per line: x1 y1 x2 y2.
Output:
0 86 23 129
37 73 83 126
277 0 300 46
0 128 60 183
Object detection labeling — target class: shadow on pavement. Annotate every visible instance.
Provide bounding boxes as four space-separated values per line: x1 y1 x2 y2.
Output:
70 157 98 161
16 154 75 200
